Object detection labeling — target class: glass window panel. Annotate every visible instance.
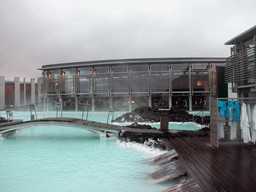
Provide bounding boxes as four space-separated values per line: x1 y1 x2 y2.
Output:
192 74 209 91
172 95 189 110
94 66 109 74
77 97 92 111
112 65 127 72
192 63 208 70
151 72 169 92
94 96 109 111
113 97 129 111
113 73 128 92
46 70 59 94
62 68 76 77
47 97 60 111
47 70 58 78
171 73 189 91
152 96 169 110
78 67 91 76
151 64 168 71
171 64 189 71
60 69 76 94
62 76 75 94
131 96 149 111
77 68 91 94
63 97 75 111
78 77 91 93
94 73 109 94
192 95 209 111
131 65 148 72
131 72 148 92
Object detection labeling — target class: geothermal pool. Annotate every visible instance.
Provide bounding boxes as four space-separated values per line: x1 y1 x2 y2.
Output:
0 111 201 192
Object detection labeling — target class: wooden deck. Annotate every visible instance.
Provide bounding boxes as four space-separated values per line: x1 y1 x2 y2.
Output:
162 136 256 192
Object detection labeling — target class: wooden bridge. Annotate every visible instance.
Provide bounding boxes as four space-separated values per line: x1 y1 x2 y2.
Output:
0 117 165 138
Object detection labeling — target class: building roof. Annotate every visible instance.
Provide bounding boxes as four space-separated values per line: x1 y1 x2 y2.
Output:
225 25 256 45
39 57 227 70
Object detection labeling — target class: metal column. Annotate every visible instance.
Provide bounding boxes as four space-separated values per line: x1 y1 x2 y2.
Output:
75 97 78 111
14 77 20 108
37 77 42 106
23 78 26 106
169 65 172 109
31 78 35 105
189 65 192 111
0 76 5 110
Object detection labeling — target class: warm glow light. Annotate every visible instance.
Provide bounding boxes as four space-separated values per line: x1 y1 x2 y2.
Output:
197 81 203 86
132 101 134 104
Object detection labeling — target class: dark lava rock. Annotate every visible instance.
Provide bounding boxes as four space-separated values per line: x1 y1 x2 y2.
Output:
125 122 156 130
114 105 210 125
0 117 8 123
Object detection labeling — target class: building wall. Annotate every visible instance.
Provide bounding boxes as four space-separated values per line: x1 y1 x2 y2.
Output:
1 78 39 110
41 61 225 112
225 28 256 97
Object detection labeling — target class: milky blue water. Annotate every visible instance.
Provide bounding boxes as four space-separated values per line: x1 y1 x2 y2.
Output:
0 111 184 192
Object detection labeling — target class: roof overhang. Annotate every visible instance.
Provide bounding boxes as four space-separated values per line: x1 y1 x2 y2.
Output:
225 25 256 45
38 57 227 71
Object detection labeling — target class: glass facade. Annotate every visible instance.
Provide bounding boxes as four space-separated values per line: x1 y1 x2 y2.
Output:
41 58 225 112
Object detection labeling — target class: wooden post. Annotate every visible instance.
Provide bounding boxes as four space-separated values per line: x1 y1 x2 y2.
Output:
160 117 169 131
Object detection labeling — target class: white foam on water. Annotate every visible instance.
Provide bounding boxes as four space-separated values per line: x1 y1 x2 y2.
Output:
113 121 205 130
116 140 166 156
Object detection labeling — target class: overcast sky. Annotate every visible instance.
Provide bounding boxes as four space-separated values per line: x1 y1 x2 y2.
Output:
0 0 255 80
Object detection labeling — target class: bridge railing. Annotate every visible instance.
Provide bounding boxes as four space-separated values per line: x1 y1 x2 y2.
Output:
107 109 115 124
82 105 90 120
2 101 121 124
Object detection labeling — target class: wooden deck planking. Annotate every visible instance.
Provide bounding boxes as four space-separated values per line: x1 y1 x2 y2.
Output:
176 138 232 190
166 136 256 192
170 138 226 191
181 138 247 191
180 137 254 191
170 140 211 191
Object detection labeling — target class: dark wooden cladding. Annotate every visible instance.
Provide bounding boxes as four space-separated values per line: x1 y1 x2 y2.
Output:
210 98 218 147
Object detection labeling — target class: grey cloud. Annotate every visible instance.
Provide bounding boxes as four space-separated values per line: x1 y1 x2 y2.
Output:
1 0 256 78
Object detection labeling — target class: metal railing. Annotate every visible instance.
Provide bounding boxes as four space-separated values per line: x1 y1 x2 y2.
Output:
3 101 120 124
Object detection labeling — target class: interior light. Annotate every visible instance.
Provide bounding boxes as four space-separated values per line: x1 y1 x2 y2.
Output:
197 81 203 86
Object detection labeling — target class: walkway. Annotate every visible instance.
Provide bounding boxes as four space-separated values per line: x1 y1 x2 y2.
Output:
0 117 165 137
162 136 256 192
